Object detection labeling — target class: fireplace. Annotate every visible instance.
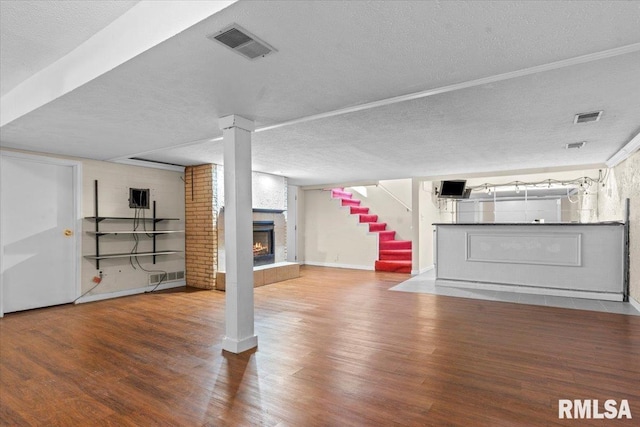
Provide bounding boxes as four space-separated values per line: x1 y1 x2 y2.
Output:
253 221 275 266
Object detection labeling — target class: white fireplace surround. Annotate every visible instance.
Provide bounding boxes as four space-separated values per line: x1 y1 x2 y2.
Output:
217 209 287 271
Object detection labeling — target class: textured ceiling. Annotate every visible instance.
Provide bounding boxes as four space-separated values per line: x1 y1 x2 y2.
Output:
139 51 640 185
0 0 139 96
1 0 640 186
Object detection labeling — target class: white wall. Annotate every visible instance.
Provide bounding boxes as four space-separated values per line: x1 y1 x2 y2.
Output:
216 166 287 210
346 179 412 240
216 168 289 269
0 149 186 300
287 185 300 263
81 159 185 296
588 150 640 302
413 179 439 273
434 168 602 223
296 187 306 264
302 189 378 270
301 180 434 273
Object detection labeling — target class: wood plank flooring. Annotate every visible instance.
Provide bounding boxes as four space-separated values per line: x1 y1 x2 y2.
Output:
1 266 639 426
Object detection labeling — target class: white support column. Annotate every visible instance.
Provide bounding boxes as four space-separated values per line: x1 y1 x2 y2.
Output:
411 178 421 275
219 114 258 354
286 185 299 263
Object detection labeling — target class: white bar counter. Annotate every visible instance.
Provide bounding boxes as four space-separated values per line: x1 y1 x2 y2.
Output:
434 222 625 301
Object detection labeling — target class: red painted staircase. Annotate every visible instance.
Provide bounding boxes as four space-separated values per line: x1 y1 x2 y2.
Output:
331 188 412 273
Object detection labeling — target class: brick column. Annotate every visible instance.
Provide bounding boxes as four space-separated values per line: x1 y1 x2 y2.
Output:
184 164 217 289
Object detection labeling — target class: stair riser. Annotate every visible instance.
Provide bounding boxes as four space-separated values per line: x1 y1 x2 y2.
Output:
377 266 412 274
369 223 387 232
375 260 412 273
379 250 412 261
380 255 411 261
331 189 352 199
341 199 361 207
350 207 369 214
379 241 412 250
377 231 396 241
358 214 379 223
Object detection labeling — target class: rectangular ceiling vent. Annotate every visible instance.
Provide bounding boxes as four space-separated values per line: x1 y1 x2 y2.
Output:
565 141 587 149
574 111 603 124
208 24 276 60
130 157 184 167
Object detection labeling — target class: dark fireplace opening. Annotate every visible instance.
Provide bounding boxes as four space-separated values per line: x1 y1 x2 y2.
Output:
253 221 275 266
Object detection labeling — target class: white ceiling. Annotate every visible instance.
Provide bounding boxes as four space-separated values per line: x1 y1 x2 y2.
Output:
0 0 139 96
1 0 639 186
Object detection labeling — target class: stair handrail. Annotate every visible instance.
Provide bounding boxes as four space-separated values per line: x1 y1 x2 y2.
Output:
376 183 412 212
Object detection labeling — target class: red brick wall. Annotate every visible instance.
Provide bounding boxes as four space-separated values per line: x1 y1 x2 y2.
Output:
184 164 216 289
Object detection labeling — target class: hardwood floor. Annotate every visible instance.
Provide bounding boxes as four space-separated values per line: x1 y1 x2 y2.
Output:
1 266 639 426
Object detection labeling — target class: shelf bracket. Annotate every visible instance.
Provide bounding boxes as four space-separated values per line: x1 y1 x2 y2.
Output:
94 179 100 270
153 200 157 264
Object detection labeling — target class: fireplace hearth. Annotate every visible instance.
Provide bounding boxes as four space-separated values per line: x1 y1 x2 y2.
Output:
253 221 275 266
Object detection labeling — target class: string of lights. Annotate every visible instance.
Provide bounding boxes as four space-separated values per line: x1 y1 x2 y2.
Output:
466 170 607 195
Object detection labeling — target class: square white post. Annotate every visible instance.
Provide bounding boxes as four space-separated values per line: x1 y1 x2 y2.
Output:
219 115 257 353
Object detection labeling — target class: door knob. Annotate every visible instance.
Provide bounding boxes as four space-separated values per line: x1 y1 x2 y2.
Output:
64 229 73 237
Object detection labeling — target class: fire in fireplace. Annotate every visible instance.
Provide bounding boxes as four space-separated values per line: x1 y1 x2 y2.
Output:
253 221 275 266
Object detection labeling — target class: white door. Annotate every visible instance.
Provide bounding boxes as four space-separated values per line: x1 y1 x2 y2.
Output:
1 154 79 314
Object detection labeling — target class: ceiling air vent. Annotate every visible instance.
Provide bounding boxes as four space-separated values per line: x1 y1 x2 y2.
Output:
574 111 603 124
208 24 276 60
565 141 587 149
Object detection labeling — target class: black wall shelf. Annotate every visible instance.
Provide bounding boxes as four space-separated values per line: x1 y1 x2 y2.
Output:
86 230 184 236
85 216 179 222
84 180 183 269
85 250 181 260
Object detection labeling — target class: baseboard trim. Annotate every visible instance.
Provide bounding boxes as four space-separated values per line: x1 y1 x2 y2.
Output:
222 335 258 354
629 296 640 311
75 280 186 304
303 261 374 271
412 265 434 275
435 279 623 301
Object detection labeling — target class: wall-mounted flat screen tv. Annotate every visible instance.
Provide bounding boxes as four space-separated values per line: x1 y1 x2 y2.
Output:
439 180 467 198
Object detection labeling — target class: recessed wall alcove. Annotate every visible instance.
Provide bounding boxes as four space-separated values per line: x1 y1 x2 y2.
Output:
216 207 288 270
213 166 299 290
185 164 299 290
